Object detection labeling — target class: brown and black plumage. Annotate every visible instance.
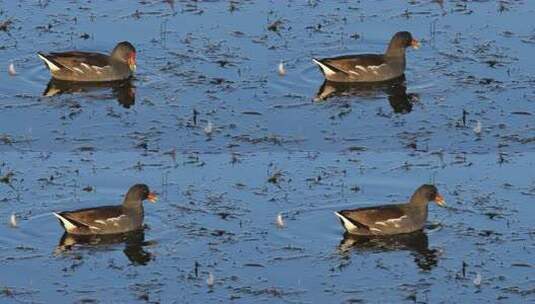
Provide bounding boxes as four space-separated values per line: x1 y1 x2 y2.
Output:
38 41 136 82
53 184 157 235
313 31 420 83
335 184 445 236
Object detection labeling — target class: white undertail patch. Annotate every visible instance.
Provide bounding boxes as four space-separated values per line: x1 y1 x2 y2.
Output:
53 212 77 232
334 212 359 232
313 59 336 77
38 54 61 72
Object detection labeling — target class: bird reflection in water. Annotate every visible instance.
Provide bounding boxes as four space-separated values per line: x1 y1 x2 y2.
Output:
56 230 153 265
315 76 418 114
338 230 439 271
43 79 136 109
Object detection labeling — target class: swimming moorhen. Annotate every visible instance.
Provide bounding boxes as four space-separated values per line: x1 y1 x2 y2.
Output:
38 41 136 82
53 184 157 235
335 184 445 235
313 31 419 83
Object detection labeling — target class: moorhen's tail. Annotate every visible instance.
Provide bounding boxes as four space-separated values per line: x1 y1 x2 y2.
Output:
313 58 347 78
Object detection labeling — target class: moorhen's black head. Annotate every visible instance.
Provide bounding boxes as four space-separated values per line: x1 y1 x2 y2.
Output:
124 184 157 204
111 41 136 72
410 184 446 206
387 32 420 55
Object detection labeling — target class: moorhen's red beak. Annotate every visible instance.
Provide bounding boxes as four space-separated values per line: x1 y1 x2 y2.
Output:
411 39 420 50
128 53 136 72
147 192 158 203
435 194 446 207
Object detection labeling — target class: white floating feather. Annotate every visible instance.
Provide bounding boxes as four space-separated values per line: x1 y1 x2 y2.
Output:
9 213 17 228
473 273 482 287
8 63 16 76
278 61 286 76
473 120 482 135
206 272 214 288
276 213 285 228
204 121 213 136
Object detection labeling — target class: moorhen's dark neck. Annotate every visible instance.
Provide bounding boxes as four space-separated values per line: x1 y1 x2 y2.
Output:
110 58 128 67
385 43 406 58
123 199 144 224
409 191 431 207
406 200 428 225
122 193 144 211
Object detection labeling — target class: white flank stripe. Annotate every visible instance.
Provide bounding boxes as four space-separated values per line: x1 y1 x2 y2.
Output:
106 215 126 222
354 65 367 72
385 215 408 224
368 64 386 71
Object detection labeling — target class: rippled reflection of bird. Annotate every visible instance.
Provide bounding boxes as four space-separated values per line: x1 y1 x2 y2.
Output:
43 78 136 108
338 230 440 271
315 75 418 114
56 229 153 265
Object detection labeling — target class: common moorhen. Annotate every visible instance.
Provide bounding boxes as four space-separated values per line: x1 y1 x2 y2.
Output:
335 184 445 235
313 31 419 83
38 41 136 82
53 184 157 235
